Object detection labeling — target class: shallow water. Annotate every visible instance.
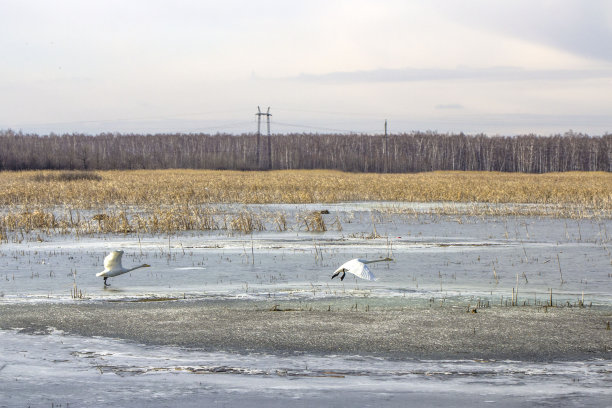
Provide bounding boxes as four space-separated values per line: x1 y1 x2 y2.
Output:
1 203 611 406
1 203 610 306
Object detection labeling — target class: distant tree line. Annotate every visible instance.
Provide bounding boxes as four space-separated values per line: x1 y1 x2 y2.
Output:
0 129 610 173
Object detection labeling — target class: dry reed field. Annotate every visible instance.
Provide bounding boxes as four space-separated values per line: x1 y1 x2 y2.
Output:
0 170 610 238
0 169 610 207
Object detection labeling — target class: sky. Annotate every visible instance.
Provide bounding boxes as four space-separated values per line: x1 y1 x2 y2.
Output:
1 0 611 136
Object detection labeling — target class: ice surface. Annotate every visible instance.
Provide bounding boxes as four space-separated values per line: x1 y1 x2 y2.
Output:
1 329 610 407
0 206 610 306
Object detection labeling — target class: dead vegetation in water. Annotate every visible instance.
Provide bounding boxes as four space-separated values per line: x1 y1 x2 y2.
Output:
0 205 339 240
298 211 327 232
384 202 610 219
227 210 265 234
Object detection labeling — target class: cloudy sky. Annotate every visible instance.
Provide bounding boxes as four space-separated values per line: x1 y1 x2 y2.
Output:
1 0 611 135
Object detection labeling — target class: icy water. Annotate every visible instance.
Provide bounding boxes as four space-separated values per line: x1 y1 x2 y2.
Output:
1 203 611 406
1 329 610 407
1 202 611 305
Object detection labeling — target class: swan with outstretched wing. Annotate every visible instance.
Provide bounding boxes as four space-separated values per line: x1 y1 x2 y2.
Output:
96 250 150 286
331 257 392 281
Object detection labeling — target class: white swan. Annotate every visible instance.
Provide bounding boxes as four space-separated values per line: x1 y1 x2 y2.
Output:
96 250 150 286
331 257 393 281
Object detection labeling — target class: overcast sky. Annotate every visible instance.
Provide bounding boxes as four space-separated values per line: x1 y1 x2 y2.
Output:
1 0 611 135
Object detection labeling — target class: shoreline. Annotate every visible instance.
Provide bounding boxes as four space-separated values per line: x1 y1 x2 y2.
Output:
1 299 610 361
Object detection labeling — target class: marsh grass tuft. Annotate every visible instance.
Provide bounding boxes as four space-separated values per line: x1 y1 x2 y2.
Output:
71 282 83 299
299 211 327 232
31 170 102 182
229 210 264 234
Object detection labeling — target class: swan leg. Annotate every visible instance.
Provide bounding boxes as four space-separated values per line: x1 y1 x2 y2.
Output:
340 271 346 281
103 277 110 287
331 271 341 280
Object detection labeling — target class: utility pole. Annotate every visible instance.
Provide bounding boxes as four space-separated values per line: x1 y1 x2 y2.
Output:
256 107 262 168
255 106 272 169
266 107 271 170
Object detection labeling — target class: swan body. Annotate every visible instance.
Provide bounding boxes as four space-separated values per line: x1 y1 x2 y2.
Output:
96 250 150 286
331 257 392 281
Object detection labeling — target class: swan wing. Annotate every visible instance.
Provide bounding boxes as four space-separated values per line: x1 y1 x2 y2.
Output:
103 250 123 271
344 259 377 281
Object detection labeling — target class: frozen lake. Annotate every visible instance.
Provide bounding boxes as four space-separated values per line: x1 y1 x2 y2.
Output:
1 203 611 406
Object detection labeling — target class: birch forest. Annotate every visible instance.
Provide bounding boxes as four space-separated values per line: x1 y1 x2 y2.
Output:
1 130 610 173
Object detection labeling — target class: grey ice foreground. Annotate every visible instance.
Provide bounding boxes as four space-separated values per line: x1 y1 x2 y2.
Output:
1 328 610 408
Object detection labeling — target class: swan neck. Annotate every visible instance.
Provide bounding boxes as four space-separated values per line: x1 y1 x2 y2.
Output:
363 258 392 264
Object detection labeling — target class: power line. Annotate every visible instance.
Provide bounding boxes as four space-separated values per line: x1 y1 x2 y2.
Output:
274 106 382 119
6 106 395 136
171 120 256 134
271 121 362 134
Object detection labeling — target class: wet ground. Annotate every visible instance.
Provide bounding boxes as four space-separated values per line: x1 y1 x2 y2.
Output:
1 299 610 360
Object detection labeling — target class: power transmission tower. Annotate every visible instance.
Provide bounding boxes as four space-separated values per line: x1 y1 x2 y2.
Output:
255 106 272 169
384 119 389 173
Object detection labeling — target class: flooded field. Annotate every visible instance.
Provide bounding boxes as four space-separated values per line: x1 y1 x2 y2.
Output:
1 202 610 306
1 202 611 406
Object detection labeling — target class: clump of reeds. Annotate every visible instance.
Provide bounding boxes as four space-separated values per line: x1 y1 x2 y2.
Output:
2 210 57 233
32 170 102 182
273 212 287 232
71 282 83 299
298 211 327 232
84 211 132 233
228 210 265 234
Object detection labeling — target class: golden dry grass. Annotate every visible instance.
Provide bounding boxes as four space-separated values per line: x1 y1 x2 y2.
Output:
0 169 609 208
0 170 610 239
0 169 607 239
